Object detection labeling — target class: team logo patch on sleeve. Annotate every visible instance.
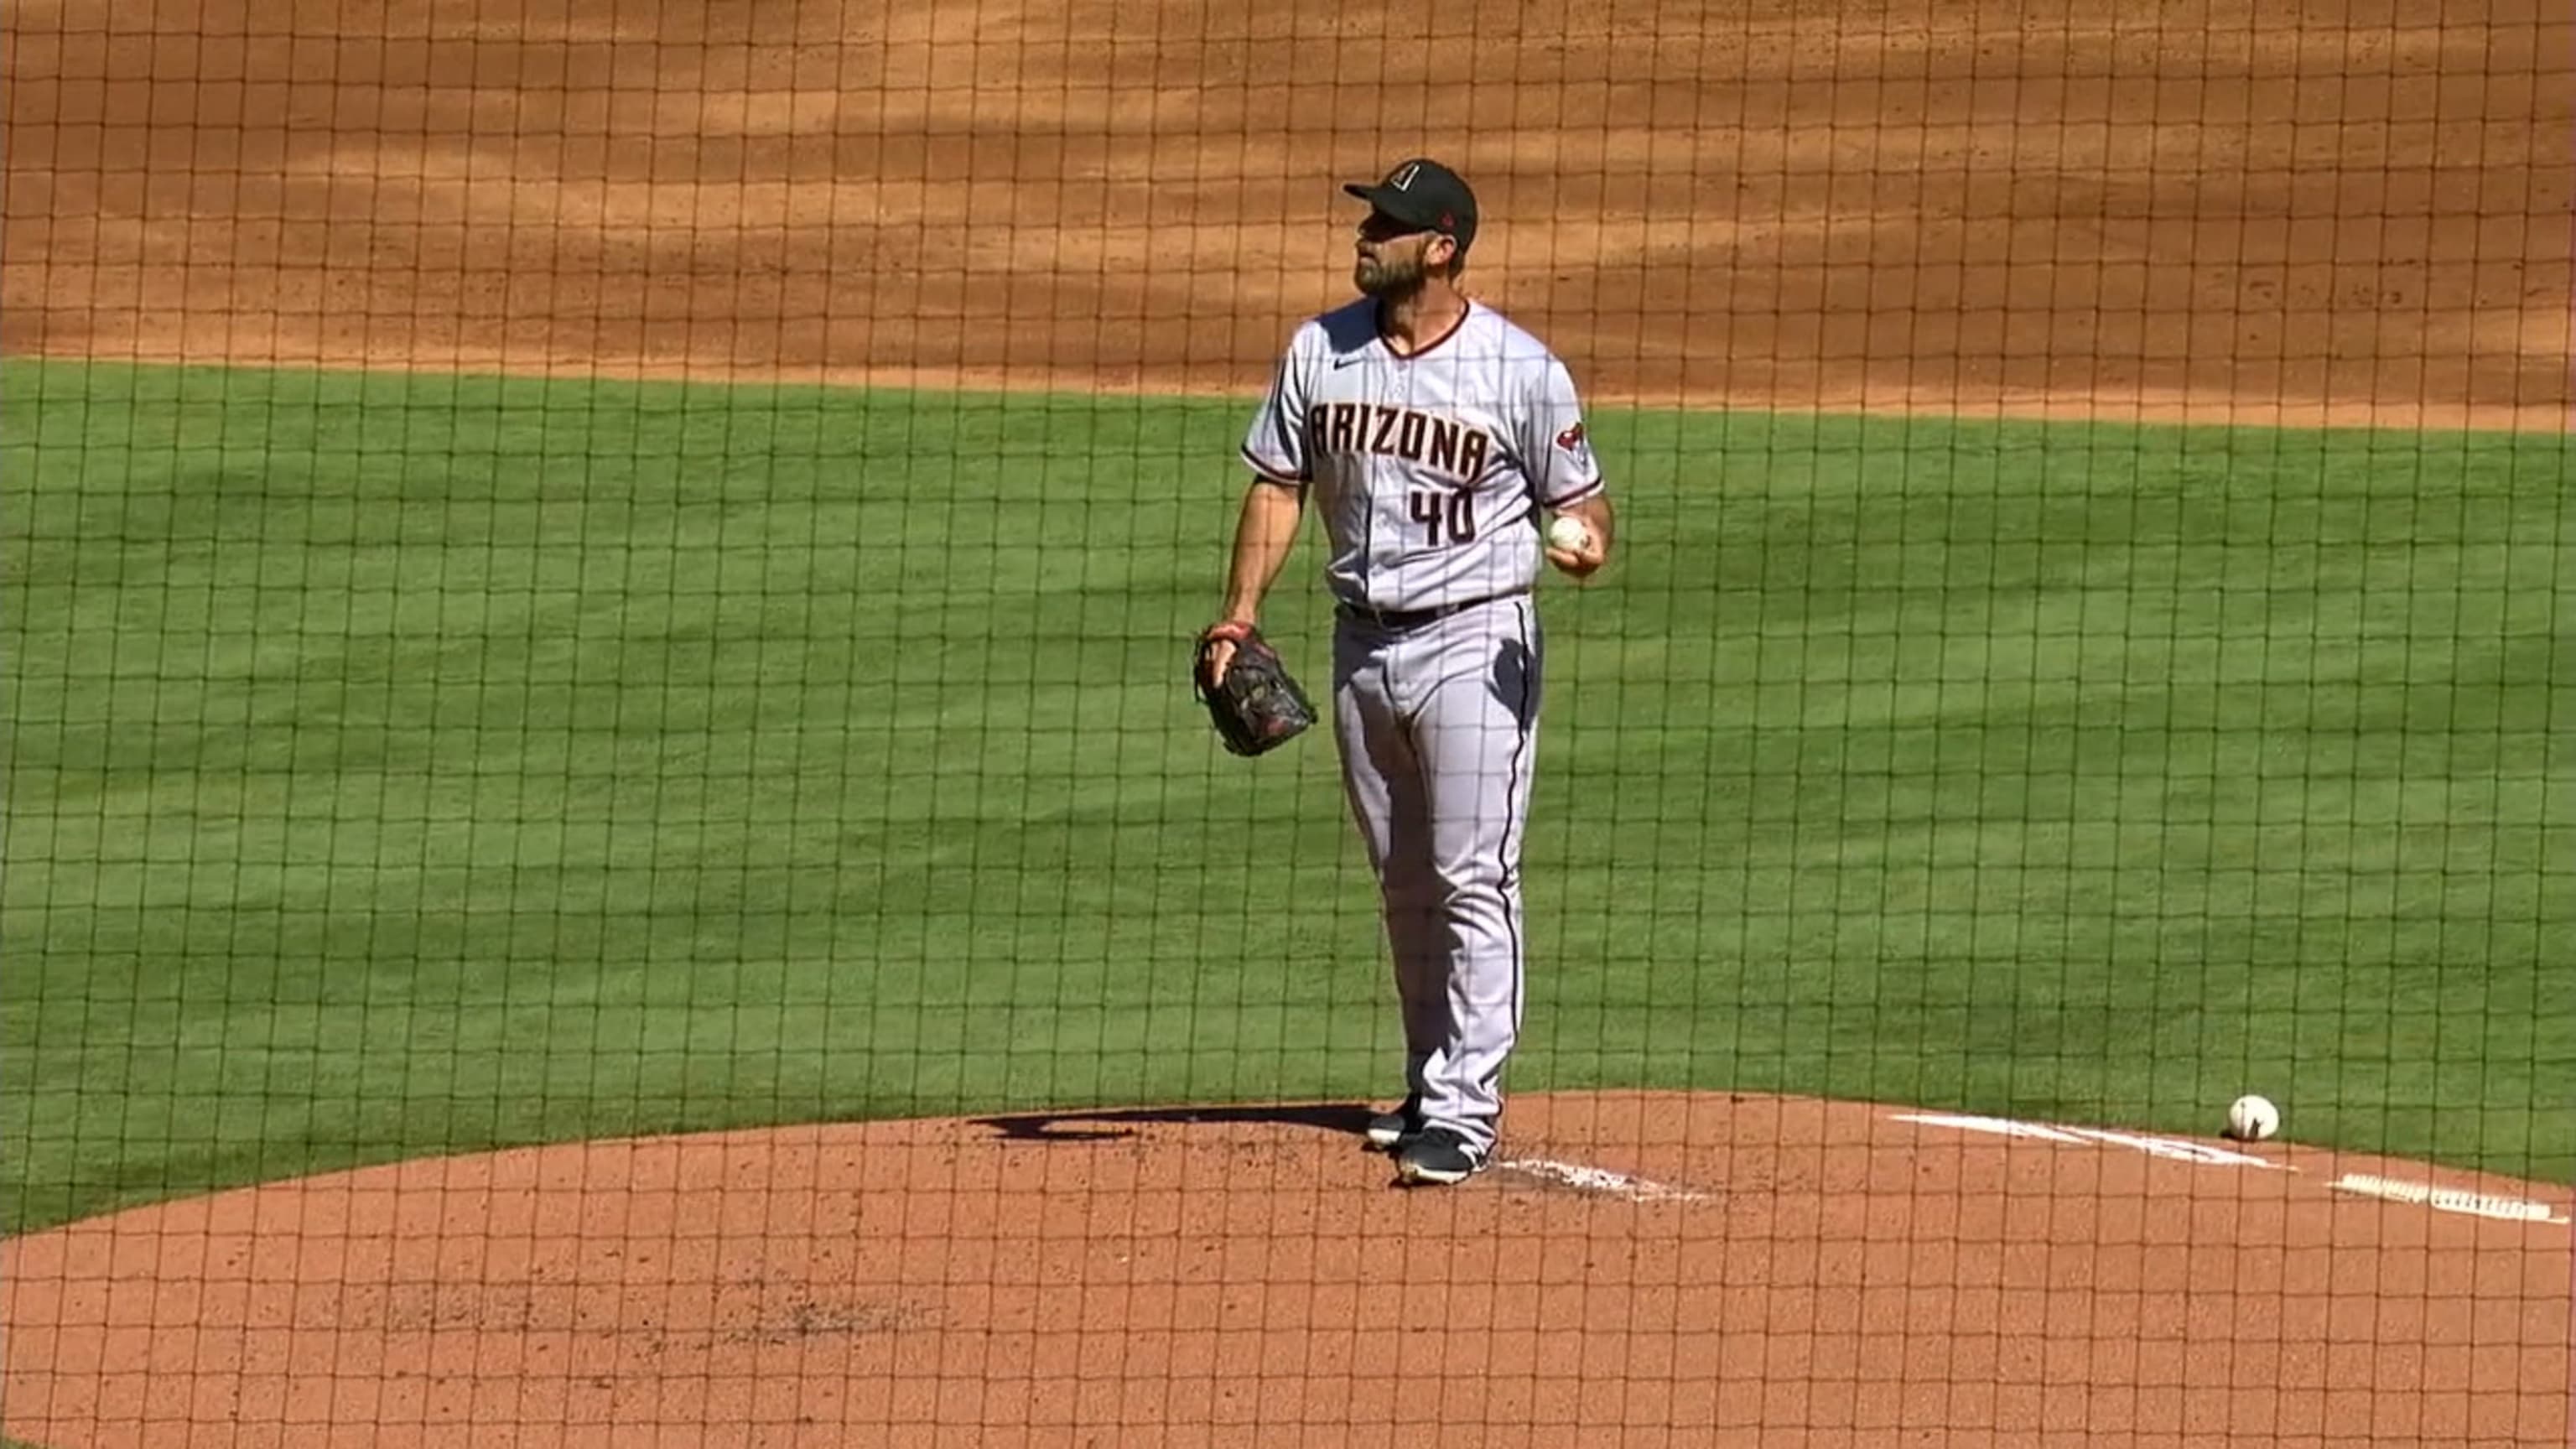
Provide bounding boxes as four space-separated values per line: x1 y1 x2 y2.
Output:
1555 420 1587 453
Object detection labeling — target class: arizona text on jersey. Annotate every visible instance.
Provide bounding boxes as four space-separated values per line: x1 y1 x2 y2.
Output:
1239 298 1606 616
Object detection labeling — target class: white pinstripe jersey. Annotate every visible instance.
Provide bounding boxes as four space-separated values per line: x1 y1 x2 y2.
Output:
1240 298 1607 615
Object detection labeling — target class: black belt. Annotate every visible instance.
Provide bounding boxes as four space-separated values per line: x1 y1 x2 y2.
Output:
1335 591 1525 631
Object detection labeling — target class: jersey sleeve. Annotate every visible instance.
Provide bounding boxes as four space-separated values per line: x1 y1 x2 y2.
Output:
1239 335 1311 486
1519 355 1606 507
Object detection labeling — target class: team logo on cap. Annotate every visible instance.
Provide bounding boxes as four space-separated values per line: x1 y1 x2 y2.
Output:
1389 162 1420 190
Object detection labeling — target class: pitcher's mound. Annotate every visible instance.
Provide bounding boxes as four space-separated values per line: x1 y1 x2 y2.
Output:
4 1091 2568 1447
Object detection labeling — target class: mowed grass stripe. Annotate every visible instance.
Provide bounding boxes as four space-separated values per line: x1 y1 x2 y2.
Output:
3 358 2567 1232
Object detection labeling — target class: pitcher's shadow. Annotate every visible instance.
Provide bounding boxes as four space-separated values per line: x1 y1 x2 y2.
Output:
971 1102 1379 1142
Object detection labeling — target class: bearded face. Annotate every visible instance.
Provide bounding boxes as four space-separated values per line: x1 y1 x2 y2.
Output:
1353 210 1452 297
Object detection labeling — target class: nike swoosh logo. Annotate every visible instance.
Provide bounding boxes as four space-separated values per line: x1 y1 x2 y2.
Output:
1332 355 1366 369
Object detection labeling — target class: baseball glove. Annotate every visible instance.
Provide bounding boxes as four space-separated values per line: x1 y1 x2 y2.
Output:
1192 621 1317 757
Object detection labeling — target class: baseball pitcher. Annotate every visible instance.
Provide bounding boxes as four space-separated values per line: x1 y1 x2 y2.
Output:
1197 157 1616 1185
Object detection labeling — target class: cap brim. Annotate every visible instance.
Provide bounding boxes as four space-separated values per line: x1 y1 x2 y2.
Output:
1343 183 1445 230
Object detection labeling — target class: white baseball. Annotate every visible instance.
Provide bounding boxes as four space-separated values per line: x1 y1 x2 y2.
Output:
2224 1093 2280 1142
1545 514 1592 553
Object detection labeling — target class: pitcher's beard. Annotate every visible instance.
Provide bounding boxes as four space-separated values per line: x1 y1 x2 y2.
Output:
1353 254 1425 298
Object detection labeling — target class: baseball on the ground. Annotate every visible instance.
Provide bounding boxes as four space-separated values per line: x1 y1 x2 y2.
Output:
1545 514 1592 553
2224 1093 2281 1141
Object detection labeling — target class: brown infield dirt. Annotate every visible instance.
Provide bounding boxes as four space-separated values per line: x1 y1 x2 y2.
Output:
3 0 2573 1444
2 1093 2570 1446
3 0 2569 427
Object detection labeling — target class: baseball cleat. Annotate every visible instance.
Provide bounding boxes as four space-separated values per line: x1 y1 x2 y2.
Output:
1365 1095 1425 1149
1395 1127 1492 1186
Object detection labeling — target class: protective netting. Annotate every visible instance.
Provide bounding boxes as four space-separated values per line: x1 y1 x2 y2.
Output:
4 1 2568 1443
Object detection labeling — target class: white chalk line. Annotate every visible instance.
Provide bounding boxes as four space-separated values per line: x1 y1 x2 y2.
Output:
1887 1112 2291 1171
1495 1156 1713 1202
1888 1111 2573 1227
2328 1172 2573 1226
1491 1150 2575 1226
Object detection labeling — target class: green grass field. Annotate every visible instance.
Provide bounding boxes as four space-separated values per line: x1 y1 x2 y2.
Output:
4 357 2568 1234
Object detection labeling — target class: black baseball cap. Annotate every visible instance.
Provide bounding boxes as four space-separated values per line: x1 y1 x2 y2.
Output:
1343 158 1478 257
